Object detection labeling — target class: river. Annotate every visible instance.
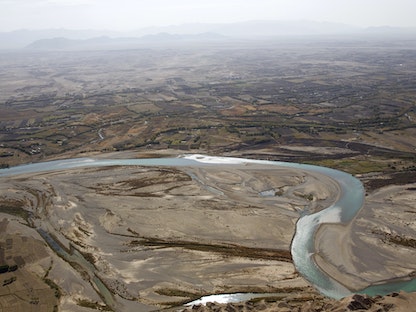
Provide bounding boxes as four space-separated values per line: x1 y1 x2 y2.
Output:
1 154 415 304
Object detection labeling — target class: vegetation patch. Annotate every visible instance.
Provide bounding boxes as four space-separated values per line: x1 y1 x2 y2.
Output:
127 237 292 261
0 199 30 221
305 158 387 174
155 288 202 301
373 229 416 248
76 299 113 311
43 278 62 299
364 171 416 191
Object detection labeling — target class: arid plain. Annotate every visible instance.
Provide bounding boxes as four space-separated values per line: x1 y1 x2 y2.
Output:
0 37 416 311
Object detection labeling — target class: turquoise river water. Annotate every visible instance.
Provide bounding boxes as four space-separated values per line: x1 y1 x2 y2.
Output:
1 154 415 303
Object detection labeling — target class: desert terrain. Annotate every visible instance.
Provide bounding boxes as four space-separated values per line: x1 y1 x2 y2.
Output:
0 37 415 311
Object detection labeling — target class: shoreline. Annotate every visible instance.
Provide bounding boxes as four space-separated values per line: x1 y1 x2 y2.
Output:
312 183 416 297
0 153 415 310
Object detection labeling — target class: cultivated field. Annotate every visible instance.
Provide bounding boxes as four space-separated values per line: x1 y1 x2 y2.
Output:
0 38 415 311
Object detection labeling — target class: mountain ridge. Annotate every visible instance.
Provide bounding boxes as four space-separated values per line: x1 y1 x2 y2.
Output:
1 20 416 50
25 32 229 50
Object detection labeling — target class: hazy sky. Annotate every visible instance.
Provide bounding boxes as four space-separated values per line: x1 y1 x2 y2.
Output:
1 0 415 31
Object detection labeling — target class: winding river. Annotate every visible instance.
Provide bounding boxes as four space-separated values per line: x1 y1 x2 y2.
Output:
1 154 415 303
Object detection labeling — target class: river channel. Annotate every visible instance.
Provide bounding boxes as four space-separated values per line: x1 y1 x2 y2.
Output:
0 154 415 305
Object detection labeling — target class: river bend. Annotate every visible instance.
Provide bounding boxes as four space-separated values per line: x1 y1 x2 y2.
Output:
1 154 415 301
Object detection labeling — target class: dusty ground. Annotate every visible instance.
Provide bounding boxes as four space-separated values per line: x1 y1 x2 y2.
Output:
313 184 416 292
0 152 414 311
0 216 60 311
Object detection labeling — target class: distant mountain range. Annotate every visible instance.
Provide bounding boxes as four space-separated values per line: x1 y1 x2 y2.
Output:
1 20 415 50
25 33 227 50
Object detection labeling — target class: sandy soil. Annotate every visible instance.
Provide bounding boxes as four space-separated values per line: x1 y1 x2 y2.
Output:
314 183 416 291
0 152 415 311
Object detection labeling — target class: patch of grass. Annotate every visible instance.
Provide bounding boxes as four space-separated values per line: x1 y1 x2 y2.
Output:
305 158 387 174
76 299 113 311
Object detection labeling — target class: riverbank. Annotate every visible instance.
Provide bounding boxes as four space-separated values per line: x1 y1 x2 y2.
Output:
313 183 416 294
0 155 327 311
178 291 416 312
0 152 415 311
